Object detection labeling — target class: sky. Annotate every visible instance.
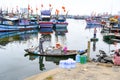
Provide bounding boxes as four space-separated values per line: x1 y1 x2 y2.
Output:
0 0 120 15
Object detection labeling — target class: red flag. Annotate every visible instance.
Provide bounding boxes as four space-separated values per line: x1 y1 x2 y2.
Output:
56 9 59 15
28 4 30 10
62 6 65 9
49 4 51 7
41 4 43 7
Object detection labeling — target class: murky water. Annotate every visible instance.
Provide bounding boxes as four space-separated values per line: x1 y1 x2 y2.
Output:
0 19 120 80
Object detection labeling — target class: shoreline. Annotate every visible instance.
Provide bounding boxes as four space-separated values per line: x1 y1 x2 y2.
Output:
24 62 120 80
24 68 64 80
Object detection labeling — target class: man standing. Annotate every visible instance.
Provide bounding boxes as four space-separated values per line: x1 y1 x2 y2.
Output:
39 38 44 54
94 28 97 38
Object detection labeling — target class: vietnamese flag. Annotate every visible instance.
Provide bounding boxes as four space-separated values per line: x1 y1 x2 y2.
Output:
49 4 52 7
28 4 30 10
41 4 43 7
62 6 65 9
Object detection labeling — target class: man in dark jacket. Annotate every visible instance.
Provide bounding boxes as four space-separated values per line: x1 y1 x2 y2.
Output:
39 38 44 54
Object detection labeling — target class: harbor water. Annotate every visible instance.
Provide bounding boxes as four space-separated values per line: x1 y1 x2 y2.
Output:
0 19 120 80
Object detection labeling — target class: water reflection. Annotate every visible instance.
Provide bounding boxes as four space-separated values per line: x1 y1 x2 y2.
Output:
41 34 51 41
45 56 75 65
39 56 46 71
55 34 67 46
24 53 46 71
24 52 75 71
24 53 39 60
0 30 38 46
92 41 97 51
41 34 52 51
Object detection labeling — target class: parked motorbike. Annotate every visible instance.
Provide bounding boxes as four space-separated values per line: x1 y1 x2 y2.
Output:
96 50 113 64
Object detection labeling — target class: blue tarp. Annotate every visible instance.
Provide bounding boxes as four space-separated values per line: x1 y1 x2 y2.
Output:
41 10 51 16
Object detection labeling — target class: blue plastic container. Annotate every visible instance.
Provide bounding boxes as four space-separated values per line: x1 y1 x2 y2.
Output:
75 54 80 62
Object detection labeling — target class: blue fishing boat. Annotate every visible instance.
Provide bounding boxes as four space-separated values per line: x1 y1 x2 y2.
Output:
85 24 102 29
53 16 68 35
0 16 39 32
39 10 53 34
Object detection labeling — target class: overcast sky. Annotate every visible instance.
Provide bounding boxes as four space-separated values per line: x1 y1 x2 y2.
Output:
0 0 120 15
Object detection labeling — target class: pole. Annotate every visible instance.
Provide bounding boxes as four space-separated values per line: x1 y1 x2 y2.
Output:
87 41 90 61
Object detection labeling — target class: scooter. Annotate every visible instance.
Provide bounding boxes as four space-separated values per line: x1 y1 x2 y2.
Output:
96 50 113 64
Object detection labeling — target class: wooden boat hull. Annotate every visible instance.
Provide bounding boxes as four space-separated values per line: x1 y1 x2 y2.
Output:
53 22 68 34
24 49 87 57
39 22 53 33
39 27 53 34
25 49 76 57
0 24 38 32
39 22 53 28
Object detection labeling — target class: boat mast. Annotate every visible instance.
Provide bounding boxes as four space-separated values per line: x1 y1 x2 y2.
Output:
110 0 113 15
28 4 30 20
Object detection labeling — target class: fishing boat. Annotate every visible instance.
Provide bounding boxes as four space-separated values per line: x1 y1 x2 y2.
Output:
85 24 102 29
39 10 53 34
39 21 53 34
101 16 120 33
24 47 87 57
86 19 101 26
103 33 120 44
74 15 82 20
53 6 68 35
0 13 39 32
85 16 101 26
54 15 68 34
53 16 68 35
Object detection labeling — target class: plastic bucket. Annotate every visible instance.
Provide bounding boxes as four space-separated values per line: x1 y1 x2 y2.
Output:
80 55 87 64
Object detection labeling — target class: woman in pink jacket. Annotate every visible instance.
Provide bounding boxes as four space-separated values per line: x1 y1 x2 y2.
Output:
113 51 120 66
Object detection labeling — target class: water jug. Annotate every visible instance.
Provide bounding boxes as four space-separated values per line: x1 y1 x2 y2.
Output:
65 60 71 69
67 58 76 68
71 61 76 68
59 60 66 68
59 58 76 69
75 54 80 62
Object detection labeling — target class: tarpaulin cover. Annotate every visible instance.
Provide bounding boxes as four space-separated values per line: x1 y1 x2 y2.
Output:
41 10 51 16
